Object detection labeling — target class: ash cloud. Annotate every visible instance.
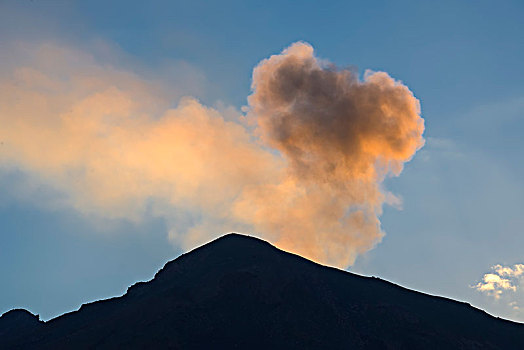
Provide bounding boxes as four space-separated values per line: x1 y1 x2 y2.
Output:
238 42 425 266
0 41 424 268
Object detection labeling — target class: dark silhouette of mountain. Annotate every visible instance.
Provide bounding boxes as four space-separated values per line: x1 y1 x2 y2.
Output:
1 233 523 349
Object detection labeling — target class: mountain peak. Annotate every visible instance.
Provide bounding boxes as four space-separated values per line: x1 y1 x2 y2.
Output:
0 309 42 343
188 232 276 256
0 309 40 323
190 232 276 253
2 234 524 349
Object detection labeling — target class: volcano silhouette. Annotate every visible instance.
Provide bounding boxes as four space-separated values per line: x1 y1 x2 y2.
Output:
1 233 523 349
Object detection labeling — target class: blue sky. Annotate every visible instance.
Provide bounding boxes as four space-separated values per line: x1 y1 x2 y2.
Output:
1 0 524 321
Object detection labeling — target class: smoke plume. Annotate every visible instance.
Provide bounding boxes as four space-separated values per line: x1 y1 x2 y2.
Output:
0 41 424 268
235 42 424 266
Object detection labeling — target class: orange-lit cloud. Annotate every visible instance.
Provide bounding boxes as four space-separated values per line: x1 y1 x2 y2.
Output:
0 41 425 268
237 42 425 266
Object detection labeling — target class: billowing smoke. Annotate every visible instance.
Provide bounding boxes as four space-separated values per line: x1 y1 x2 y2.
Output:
0 41 424 268
235 42 424 266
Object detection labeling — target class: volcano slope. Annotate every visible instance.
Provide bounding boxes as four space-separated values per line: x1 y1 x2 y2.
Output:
2 233 523 349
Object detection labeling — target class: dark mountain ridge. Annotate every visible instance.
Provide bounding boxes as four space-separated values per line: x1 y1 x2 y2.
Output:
2 233 523 349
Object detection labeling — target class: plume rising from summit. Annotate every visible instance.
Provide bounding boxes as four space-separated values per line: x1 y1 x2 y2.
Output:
0 42 424 267
236 42 425 266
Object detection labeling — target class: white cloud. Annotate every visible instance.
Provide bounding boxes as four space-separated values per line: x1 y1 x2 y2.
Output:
474 263 524 316
475 273 515 298
493 264 524 278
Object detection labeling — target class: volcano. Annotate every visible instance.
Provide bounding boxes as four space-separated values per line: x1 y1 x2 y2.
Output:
1 233 523 349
